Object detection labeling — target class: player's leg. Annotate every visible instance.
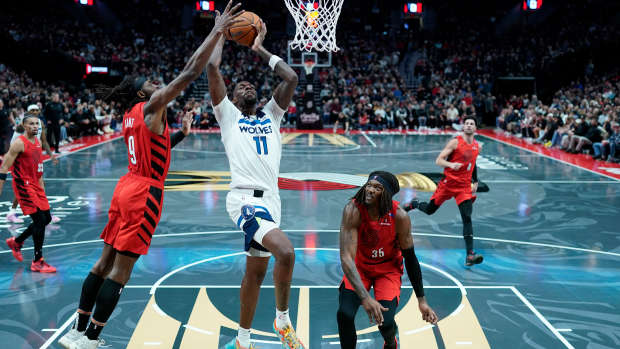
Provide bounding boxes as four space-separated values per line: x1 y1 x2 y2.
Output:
232 256 270 349
458 199 483 266
60 244 115 348
378 298 399 349
337 287 362 349
82 252 139 343
261 229 296 326
374 272 402 349
403 182 449 214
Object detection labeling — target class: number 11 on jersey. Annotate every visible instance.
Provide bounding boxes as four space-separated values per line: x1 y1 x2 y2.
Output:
253 136 268 155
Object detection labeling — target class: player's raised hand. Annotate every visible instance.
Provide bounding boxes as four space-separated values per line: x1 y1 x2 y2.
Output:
181 111 193 136
361 297 388 326
251 19 267 51
213 1 245 34
418 299 438 324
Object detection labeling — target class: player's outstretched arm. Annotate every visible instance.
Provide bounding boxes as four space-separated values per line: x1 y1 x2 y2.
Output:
144 1 244 131
0 139 24 195
170 111 193 149
251 21 298 110
395 207 438 324
206 35 227 106
435 138 460 170
339 201 388 326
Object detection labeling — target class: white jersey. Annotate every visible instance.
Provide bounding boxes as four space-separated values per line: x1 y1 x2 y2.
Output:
214 96 286 193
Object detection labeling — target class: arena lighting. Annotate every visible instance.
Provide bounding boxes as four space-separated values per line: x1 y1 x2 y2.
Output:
196 1 215 11
85 64 108 75
403 2 422 14
523 0 542 10
75 0 94 6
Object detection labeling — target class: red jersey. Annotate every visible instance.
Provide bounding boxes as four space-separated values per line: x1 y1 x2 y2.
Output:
443 135 479 187
12 135 43 181
354 199 403 274
123 102 170 185
11 135 49 215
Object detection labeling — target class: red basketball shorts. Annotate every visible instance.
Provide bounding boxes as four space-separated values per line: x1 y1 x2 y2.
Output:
12 178 50 215
100 174 164 256
343 263 403 302
430 179 477 206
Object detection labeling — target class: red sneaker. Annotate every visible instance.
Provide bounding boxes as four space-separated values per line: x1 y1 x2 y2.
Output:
6 237 24 262
31 259 57 273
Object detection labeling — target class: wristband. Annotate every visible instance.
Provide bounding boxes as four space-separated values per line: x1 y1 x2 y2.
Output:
268 55 283 71
0 173 7 181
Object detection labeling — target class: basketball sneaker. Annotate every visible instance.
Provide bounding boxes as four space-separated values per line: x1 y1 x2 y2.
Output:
31 258 57 273
465 252 483 266
224 338 255 349
6 237 24 262
58 328 84 349
7 212 24 223
273 319 306 349
68 335 105 349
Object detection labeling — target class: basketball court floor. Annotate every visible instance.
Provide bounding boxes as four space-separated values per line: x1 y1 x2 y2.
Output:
1 131 619 349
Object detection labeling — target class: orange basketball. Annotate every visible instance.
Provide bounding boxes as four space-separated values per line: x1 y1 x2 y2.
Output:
227 12 262 47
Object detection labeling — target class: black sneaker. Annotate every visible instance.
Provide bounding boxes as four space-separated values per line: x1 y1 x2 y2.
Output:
465 252 483 266
403 199 419 212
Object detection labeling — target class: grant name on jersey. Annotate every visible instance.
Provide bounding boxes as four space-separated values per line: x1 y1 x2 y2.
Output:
124 117 135 128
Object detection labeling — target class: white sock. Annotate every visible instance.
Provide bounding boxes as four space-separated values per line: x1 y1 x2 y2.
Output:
237 327 251 348
276 308 291 329
9 207 16 213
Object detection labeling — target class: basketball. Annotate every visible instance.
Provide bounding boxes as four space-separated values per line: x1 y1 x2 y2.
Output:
227 11 262 47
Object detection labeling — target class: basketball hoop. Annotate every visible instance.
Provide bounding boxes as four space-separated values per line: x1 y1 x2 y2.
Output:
284 0 344 52
303 60 316 75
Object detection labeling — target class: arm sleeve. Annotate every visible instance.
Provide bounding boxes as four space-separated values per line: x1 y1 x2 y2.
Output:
170 130 186 149
402 247 425 297
472 164 478 183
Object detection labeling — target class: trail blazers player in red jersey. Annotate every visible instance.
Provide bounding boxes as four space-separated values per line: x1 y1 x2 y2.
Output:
404 116 484 266
338 171 437 349
57 3 244 348
1 114 57 273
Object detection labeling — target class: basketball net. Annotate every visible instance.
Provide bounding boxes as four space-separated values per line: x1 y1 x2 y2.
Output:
284 0 344 52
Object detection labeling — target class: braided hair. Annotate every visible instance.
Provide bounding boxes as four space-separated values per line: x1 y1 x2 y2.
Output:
352 171 400 218
95 75 147 113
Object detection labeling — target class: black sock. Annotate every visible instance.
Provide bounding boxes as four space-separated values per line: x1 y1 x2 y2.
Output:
76 272 105 331
86 278 124 340
85 321 104 341
75 313 91 332
465 236 474 254
15 225 34 244
32 228 44 261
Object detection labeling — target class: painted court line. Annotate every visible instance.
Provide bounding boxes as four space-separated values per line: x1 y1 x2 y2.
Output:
510 287 574 349
360 131 377 147
5 230 620 259
40 313 76 349
557 329 573 332
183 324 214 335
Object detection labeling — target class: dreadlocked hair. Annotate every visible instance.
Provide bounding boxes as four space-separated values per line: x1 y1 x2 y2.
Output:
95 75 145 113
352 184 393 218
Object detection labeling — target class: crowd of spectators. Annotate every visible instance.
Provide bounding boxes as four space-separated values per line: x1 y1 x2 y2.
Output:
495 73 620 163
1 0 618 165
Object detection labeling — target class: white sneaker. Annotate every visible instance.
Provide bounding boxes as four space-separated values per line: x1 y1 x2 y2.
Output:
7 212 24 223
58 328 84 348
97 130 104 135
69 335 106 349
51 215 62 223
